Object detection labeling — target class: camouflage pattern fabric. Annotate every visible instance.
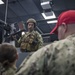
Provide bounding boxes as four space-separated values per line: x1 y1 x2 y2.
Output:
16 34 75 75
0 63 17 75
18 30 43 52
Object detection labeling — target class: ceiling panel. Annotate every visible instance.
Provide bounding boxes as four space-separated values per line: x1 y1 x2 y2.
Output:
8 2 27 16
7 8 17 18
20 0 40 14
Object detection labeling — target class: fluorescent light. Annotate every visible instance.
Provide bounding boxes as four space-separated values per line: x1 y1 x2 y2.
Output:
0 0 4 4
41 1 51 10
41 1 49 5
47 20 57 24
42 11 56 19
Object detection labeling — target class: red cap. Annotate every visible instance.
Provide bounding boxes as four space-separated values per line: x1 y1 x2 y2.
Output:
50 10 75 34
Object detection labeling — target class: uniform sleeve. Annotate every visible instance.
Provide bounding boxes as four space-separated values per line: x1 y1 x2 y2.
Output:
36 31 43 49
16 44 54 75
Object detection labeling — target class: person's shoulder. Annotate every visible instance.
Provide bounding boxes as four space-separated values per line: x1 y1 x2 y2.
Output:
35 31 40 34
34 31 42 37
51 38 73 50
0 66 16 75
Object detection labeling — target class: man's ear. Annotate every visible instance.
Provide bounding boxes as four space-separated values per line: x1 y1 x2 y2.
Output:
62 22 67 33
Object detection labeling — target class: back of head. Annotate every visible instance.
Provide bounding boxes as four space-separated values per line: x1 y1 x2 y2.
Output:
27 18 36 28
50 10 75 34
0 43 17 68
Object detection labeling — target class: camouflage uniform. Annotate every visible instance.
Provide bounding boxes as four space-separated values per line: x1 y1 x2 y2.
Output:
0 63 17 75
16 34 75 75
18 30 43 52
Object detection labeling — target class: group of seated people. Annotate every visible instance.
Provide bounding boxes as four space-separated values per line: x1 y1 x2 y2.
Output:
0 10 75 75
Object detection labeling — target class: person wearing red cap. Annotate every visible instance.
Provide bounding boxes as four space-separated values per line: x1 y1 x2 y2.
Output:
16 10 75 75
50 10 75 40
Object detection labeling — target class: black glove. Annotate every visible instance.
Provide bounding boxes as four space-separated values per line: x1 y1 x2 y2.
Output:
32 40 38 46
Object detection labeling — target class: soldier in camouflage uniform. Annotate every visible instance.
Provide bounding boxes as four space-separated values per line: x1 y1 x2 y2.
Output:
0 43 18 75
16 10 75 75
18 18 43 52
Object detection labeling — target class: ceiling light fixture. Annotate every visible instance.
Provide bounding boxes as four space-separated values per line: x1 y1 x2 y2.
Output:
41 1 51 9
47 20 57 24
42 11 56 19
0 0 4 4
41 1 49 5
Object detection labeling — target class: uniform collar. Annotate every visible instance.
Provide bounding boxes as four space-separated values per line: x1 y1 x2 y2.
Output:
66 34 75 39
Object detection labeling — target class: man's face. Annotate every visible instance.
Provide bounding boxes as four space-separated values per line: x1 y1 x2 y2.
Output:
57 25 65 40
28 22 35 31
